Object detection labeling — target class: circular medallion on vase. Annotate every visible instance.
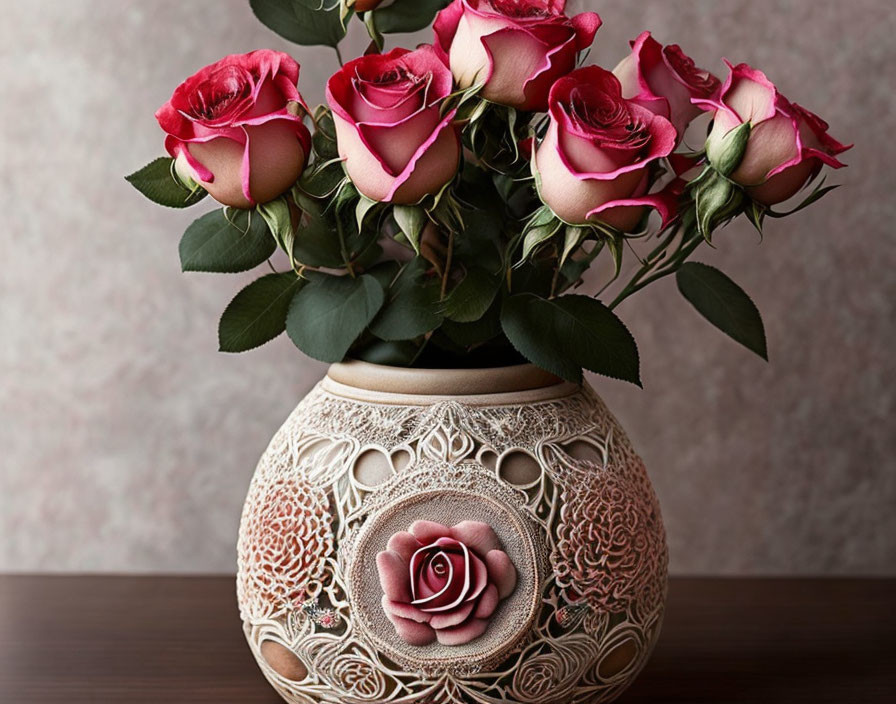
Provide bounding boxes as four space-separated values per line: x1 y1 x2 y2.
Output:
345 460 545 675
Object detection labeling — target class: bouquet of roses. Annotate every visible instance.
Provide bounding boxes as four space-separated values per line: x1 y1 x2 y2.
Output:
127 0 849 385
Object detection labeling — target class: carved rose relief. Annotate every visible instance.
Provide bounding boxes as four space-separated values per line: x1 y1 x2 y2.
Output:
376 520 517 646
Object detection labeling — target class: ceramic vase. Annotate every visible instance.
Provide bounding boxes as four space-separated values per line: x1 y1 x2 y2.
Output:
237 361 667 704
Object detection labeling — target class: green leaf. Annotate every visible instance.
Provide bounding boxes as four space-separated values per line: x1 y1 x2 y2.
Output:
286 273 385 362
520 219 562 261
257 197 294 261
179 209 275 273
291 214 345 268
706 121 751 176
373 0 450 33
500 293 641 385
443 267 500 323
370 258 443 340
356 338 420 366
676 262 768 360
125 157 206 208
218 273 304 352
355 196 378 231
560 226 588 267
249 0 349 47
393 205 427 253
695 170 741 239
298 159 345 198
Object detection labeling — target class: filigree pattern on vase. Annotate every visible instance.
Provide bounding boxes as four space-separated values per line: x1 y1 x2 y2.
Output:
237 381 668 704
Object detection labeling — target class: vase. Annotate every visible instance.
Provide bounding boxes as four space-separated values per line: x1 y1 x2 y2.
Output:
237 361 668 704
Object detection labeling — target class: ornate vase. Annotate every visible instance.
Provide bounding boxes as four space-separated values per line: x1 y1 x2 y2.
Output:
237 361 668 704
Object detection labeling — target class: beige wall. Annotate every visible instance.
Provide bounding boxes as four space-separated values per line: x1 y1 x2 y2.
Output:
1 0 893 574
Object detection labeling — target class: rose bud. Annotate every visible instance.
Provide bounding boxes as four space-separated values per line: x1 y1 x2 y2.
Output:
695 61 851 205
534 66 678 231
155 50 312 209
613 31 720 142
326 46 461 204
433 0 601 112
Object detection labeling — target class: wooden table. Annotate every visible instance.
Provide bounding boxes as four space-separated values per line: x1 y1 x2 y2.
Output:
1 577 893 702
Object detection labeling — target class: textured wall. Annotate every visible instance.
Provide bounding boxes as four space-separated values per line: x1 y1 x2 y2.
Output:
1 0 893 574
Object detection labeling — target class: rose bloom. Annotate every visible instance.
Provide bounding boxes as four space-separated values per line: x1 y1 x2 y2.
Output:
696 61 851 205
433 0 601 112
156 50 311 209
534 66 678 230
326 46 460 204
613 31 720 142
376 520 517 646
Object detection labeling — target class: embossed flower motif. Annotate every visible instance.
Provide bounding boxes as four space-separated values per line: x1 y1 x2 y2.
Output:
376 520 517 646
552 470 666 615
237 477 333 620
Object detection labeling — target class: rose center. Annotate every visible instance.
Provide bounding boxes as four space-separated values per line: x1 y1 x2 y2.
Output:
189 69 252 120
664 46 719 95
487 0 557 19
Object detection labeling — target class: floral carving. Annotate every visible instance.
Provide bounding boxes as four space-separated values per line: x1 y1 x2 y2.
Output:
238 476 333 620
552 468 666 615
376 520 517 646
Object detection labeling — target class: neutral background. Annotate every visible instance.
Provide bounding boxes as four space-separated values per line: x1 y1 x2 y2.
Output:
1 0 893 575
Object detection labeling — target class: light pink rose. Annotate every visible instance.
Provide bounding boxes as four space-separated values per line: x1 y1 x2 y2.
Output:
534 66 678 230
155 50 311 209
326 46 460 204
613 31 720 141
376 520 517 646
695 61 851 205
433 0 601 112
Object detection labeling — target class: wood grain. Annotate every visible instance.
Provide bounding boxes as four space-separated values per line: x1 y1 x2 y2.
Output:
1 577 893 702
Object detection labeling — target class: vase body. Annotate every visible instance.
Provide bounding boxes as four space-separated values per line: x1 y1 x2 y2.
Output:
237 362 668 704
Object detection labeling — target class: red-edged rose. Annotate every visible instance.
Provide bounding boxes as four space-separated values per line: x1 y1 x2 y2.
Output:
156 50 311 209
326 46 461 204
433 0 601 112
613 31 720 142
377 520 517 646
696 61 851 205
534 66 678 230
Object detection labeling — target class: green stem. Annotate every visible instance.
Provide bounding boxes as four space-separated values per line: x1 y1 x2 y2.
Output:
608 223 703 310
440 227 455 299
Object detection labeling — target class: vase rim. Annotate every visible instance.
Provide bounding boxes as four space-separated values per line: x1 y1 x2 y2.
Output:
325 360 574 401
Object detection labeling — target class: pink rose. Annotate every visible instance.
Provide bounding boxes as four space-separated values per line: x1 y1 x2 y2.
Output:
326 46 460 204
613 31 720 141
534 66 678 230
155 50 311 209
376 520 517 646
696 61 851 205
433 0 601 112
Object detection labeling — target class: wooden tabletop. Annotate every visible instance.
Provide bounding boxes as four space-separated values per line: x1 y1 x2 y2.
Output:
0 576 893 702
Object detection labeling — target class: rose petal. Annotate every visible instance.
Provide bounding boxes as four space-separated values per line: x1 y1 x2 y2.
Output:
473 583 499 619
434 617 489 646
386 531 422 562
449 521 501 555
376 550 411 603
382 595 431 624
485 549 517 599
428 599 476 630
465 551 489 602
390 613 437 646
408 520 451 544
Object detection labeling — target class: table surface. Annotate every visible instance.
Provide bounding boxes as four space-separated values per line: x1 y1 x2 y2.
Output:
1 576 893 703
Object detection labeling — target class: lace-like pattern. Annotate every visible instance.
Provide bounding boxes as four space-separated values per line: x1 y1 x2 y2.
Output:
237 380 667 704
